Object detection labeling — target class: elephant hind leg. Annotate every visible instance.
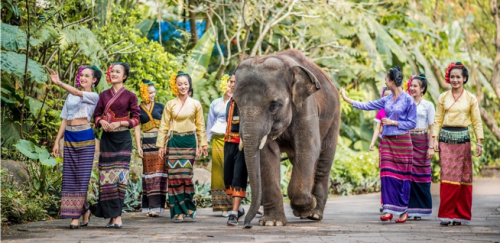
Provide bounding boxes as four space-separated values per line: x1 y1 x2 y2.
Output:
307 124 339 221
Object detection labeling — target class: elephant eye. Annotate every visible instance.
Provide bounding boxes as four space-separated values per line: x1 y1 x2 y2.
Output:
269 101 281 113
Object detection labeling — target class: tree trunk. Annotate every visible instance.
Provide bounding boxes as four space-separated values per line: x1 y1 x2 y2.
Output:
189 0 198 46
480 107 500 140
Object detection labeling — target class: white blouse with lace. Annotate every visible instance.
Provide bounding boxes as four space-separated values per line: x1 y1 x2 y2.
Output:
60 92 99 121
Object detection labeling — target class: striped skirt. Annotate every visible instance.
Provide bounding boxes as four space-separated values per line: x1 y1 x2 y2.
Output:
167 133 197 218
408 132 432 217
60 124 95 219
438 127 473 223
95 130 131 219
379 133 413 215
211 134 232 212
142 131 168 213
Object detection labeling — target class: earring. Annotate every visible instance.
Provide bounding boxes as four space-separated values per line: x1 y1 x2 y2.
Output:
92 84 95 88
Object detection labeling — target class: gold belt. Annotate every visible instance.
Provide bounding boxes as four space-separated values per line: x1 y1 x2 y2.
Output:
66 124 92 131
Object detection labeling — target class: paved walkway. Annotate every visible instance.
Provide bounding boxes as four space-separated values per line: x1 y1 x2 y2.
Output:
2 178 500 242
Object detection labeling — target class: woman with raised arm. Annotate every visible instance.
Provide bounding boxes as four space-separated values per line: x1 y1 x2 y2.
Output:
406 74 435 220
157 71 208 223
51 66 101 229
93 62 141 228
433 62 484 226
206 74 233 217
341 66 417 223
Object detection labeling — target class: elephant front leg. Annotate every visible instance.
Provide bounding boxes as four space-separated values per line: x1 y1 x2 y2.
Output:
259 140 287 226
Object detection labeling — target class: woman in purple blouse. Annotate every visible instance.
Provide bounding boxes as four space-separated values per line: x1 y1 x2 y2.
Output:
341 66 417 223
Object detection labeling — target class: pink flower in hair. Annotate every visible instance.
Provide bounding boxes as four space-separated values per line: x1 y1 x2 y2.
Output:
75 66 86 87
407 75 417 93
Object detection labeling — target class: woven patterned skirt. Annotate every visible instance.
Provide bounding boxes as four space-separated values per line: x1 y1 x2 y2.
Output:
210 134 232 212
60 124 95 219
379 133 413 215
95 130 131 219
437 127 473 223
408 132 432 217
167 133 197 218
142 131 168 213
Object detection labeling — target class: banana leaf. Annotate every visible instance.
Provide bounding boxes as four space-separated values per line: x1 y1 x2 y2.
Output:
184 26 216 83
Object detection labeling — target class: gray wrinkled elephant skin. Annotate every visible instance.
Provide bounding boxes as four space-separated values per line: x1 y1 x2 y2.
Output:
233 49 341 227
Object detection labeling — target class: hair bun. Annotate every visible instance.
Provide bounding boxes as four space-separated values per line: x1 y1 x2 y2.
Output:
394 66 401 71
455 62 463 65
177 71 184 75
419 74 426 78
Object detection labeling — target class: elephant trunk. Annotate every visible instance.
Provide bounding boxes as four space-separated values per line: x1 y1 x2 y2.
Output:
242 122 263 228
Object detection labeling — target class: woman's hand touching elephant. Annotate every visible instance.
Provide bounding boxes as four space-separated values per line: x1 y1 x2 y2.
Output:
340 88 353 105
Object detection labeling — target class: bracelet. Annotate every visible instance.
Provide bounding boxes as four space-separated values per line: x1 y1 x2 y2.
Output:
477 143 483 147
428 146 434 149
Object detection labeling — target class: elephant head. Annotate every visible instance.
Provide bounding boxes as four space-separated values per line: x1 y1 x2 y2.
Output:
232 54 321 227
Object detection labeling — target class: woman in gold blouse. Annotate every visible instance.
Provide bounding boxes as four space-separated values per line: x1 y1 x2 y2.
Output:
433 62 484 226
157 71 208 223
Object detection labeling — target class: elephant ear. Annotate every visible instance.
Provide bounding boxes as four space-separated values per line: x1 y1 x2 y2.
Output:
291 65 321 109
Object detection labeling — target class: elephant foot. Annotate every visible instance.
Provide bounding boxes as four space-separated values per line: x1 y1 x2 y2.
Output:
291 196 317 218
258 211 287 226
306 207 324 221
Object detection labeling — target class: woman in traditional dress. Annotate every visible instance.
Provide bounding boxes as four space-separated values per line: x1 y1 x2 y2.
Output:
206 74 233 217
406 74 435 220
137 79 167 217
157 71 208 223
341 66 417 223
50 66 101 229
433 62 484 226
93 62 141 228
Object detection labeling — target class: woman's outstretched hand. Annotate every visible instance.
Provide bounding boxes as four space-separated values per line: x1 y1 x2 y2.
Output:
49 69 62 86
340 88 353 105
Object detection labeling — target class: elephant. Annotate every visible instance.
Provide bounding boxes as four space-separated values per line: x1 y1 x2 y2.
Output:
232 49 341 228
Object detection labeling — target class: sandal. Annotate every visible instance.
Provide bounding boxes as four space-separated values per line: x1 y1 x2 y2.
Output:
414 216 421 221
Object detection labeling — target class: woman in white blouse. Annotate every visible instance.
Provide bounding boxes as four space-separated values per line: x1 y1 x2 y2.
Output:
50 66 101 229
406 74 435 220
206 74 233 217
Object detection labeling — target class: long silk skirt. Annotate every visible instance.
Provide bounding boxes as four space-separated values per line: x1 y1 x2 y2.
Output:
60 124 95 219
379 133 413 215
167 133 197 218
211 134 233 212
408 132 432 217
141 131 168 213
437 127 473 223
95 130 131 219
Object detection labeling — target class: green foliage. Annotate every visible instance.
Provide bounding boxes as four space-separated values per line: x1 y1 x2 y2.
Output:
193 182 212 208
0 51 46 83
1 22 27 51
123 179 142 212
184 27 216 83
1 153 62 224
330 137 381 196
